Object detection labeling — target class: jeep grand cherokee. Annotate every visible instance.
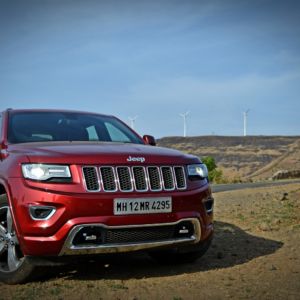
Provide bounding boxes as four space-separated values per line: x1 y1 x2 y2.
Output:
0 109 213 284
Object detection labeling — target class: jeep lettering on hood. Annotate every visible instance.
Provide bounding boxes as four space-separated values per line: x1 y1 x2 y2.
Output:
127 156 146 163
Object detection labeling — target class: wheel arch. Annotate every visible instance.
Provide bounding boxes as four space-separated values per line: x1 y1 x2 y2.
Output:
0 178 13 204
0 178 23 241
0 182 6 196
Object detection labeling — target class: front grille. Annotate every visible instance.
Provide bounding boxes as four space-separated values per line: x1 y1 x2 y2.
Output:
174 166 186 189
147 167 162 191
100 167 117 191
116 167 132 191
161 166 175 190
82 165 187 192
132 167 147 191
82 167 99 191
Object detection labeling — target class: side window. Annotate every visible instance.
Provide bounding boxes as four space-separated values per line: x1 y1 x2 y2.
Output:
86 126 99 141
105 122 131 143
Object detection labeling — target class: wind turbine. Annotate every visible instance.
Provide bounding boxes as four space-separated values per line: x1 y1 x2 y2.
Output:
243 109 250 136
128 116 138 130
179 111 190 137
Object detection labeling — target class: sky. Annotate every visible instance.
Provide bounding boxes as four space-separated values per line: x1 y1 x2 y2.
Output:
0 0 300 137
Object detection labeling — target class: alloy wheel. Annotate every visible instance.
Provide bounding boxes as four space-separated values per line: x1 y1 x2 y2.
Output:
0 206 24 272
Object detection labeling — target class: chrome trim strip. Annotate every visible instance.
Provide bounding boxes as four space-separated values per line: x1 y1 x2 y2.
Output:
82 165 187 193
160 166 176 191
173 166 187 190
203 197 214 214
82 166 101 192
147 166 163 191
59 218 201 256
99 166 118 192
116 166 134 192
132 166 149 192
206 207 213 214
29 205 56 221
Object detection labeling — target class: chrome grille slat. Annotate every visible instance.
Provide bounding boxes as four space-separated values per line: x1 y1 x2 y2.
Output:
161 166 175 190
116 167 133 191
100 167 117 192
174 166 187 189
147 166 162 191
82 165 186 192
82 167 100 191
132 167 148 191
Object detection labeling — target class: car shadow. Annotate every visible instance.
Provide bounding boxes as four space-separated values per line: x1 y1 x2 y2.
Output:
45 221 283 281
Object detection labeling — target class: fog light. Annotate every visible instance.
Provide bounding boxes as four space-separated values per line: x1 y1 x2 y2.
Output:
179 227 189 234
175 221 194 238
73 227 103 246
204 198 214 214
29 206 56 220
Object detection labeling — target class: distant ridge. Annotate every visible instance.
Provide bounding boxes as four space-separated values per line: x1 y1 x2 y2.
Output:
157 136 300 180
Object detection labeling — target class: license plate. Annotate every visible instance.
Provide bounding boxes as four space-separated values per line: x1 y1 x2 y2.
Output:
114 197 172 215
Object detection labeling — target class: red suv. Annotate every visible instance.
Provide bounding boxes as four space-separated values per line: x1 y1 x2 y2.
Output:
0 109 213 284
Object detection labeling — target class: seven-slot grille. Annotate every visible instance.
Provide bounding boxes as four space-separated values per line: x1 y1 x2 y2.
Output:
82 166 186 192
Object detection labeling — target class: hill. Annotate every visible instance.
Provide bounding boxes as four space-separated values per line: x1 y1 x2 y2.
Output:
157 136 300 181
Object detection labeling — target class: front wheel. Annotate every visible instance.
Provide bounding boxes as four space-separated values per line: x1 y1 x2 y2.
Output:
0 194 36 284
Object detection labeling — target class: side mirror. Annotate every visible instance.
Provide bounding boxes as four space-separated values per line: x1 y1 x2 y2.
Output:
143 135 156 146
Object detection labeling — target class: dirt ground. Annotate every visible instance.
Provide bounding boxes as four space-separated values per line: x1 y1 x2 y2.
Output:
1 183 299 300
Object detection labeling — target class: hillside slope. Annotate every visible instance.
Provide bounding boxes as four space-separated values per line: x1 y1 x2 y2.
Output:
157 136 300 180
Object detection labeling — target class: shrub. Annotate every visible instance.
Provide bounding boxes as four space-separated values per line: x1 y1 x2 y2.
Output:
202 156 223 183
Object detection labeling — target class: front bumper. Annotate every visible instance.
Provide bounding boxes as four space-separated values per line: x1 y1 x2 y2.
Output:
59 218 201 255
8 178 213 256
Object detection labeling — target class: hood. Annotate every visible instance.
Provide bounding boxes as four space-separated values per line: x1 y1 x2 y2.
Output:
8 141 199 165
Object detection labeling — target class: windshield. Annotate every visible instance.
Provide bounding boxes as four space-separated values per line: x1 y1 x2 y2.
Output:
8 111 143 144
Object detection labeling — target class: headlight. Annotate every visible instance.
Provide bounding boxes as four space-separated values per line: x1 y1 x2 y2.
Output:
187 164 208 179
22 164 71 181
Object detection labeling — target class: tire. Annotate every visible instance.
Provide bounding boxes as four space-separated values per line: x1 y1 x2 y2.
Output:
149 237 212 264
0 194 36 284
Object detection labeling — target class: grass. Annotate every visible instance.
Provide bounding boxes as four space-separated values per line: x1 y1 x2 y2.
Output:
109 283 128 291
293 224 300 230
226 187 299 234
237 213 246 222
50 287 62 296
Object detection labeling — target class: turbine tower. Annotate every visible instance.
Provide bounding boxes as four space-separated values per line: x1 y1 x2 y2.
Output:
243 109 250 136
179 111 190 137
128 116 138 130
